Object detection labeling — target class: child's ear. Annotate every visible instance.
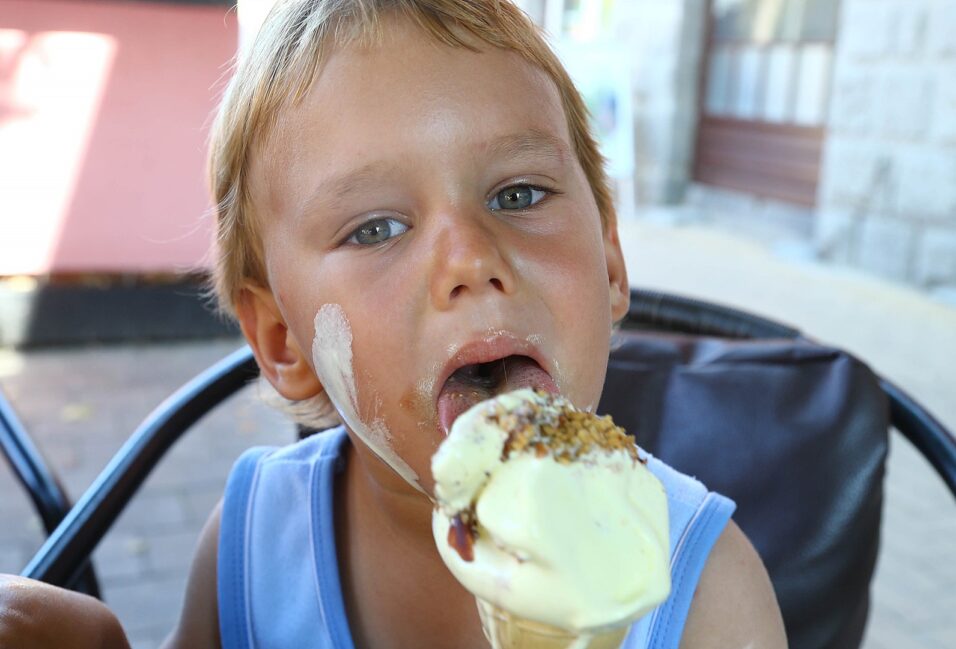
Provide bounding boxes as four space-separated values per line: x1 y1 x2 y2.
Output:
236 283 324 401
604 222 630 323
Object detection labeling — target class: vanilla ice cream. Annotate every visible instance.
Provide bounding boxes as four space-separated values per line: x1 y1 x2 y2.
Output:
431 389 671 644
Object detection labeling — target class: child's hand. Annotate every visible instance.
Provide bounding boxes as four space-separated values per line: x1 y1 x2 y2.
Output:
0 574 131 649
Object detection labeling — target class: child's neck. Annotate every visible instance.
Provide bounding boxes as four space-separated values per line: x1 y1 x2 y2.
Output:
350 438 434 533
335 442 489 648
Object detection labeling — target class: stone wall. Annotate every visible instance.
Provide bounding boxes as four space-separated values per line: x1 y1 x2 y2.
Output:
610 0 708 205
515 0 708 207
816 0 956 290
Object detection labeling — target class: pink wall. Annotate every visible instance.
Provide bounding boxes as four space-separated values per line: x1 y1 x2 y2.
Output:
0 0 238 275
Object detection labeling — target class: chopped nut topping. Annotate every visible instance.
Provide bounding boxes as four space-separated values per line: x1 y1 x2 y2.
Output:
492 391 641 464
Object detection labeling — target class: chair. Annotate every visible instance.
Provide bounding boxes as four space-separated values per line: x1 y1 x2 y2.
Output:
17 289 956 649
0 388 100 597
608 291 954 648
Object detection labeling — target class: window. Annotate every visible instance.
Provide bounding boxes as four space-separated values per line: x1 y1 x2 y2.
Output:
693 0 840 207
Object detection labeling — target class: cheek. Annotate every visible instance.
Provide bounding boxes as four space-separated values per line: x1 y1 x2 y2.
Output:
536 241 613 408
536 238 612 321
565 311 612 409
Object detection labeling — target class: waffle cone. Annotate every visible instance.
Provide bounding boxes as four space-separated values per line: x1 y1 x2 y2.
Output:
476 599 628 649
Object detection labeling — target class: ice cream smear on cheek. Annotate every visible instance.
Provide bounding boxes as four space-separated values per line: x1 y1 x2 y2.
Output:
311 303 420 489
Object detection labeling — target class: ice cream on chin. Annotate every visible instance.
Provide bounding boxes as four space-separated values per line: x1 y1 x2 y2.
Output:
431 389 671 643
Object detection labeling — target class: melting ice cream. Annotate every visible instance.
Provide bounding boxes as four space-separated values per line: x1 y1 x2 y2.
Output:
431 389 671 646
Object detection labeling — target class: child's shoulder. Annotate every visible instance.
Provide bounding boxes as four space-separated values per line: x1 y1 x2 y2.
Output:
234 425 349 472
680 521 788 648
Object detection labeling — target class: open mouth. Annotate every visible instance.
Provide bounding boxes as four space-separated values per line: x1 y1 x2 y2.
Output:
437 354 557 435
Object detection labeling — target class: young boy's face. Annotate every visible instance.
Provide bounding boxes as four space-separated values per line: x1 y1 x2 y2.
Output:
246 18 628 494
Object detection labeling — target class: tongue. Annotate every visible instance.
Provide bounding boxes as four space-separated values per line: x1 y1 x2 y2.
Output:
500 355 559 395
437 356 558 435
437 387 488 438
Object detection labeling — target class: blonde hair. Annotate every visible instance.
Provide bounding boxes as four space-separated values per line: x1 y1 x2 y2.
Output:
207 0 616 427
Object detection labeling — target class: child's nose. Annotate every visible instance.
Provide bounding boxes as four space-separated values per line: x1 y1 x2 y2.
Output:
428 213 516 310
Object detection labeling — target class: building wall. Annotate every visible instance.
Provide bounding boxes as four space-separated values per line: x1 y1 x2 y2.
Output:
816 0 956 288
512 1 712 207
611 0 708 205
0 0 238 276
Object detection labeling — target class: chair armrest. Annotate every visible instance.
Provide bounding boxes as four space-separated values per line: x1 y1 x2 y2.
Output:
22 346 258 587
882 379 956 497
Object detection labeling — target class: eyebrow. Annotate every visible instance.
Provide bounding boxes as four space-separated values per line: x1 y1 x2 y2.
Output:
298 129 572 219
298 160 397 220
479 129 573 167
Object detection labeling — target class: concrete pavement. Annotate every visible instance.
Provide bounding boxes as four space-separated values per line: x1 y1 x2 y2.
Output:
0 217 954 648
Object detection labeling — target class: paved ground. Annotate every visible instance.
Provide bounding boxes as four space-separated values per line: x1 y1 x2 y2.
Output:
0 340 291 649
0 217 954 648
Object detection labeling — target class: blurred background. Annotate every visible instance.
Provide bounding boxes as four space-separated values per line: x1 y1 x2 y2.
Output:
0 0 954 647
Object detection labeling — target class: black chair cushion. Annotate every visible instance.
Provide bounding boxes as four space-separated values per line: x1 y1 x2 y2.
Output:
599 332 888 649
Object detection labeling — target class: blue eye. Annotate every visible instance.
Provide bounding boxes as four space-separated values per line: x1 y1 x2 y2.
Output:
488 185 547 211
346 217 409 245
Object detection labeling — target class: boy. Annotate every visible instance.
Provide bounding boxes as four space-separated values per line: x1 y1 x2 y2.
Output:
0 1 786 647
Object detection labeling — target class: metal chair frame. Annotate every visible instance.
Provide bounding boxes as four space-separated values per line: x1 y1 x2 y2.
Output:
622 289 956 497
10 288 955 593
0 390 101 596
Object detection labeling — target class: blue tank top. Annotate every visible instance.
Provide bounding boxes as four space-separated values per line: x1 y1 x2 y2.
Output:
218 427 735 649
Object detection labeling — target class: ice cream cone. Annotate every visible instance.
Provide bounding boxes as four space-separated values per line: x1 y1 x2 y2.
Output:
433 391 668 649
476 598 628 649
